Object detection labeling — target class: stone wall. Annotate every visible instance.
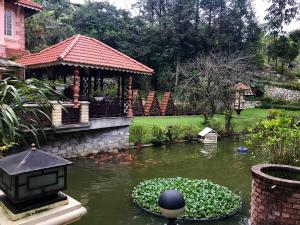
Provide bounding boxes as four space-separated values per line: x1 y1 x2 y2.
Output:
40 126 129 158
265 86 300 101
244 101 262 109
251 164 300 225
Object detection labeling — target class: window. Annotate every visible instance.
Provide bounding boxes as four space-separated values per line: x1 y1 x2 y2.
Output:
4 10 13 36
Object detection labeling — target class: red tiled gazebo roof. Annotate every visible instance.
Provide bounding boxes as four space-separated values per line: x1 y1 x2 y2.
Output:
17 35 154 75
233 82 251 91
15 0 43 11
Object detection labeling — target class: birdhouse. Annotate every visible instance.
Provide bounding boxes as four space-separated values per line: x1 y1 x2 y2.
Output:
198 127 220 144
0 145 72 208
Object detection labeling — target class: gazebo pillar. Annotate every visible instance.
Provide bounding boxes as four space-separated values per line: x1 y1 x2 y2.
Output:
73 67 80 109
127 75 133 117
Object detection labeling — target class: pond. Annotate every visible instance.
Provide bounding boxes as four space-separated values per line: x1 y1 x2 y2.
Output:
66 137 261 225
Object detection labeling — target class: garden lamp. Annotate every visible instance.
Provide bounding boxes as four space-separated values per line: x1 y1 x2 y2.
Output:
0 144 72 213
158 190 185 225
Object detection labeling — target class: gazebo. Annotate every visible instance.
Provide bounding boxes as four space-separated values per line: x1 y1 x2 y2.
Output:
233 82 253 115
17 34 153 126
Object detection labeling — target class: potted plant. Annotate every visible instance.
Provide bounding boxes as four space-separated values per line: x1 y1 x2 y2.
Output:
94 89 106 102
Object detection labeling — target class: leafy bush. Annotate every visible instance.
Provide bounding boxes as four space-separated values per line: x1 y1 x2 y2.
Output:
130 125 147 146
151 126 166 146
0 77 59 150
248 112 300 165
267 109 281 119
132 177 241 220
165 125 182 142
208 119 224 134
183 124 199 140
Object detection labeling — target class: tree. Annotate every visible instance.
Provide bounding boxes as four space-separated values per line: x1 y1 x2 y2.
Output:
25 0 76 52
265 0 299 36
267 35 300 71
289 29 300 44
176 53 255 132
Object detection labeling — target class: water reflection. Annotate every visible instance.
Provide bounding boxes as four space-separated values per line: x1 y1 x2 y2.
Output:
200 143 218 158
66 137 260 225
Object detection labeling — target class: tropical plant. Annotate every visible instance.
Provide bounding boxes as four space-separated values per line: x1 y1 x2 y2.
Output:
248 111 300 165
165 125 182 143
0 77 59 150
130 125 147 147
132 177 241 220
151 126 165 146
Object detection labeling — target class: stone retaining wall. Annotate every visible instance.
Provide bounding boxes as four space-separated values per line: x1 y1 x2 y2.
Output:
265 86 300 101
40 126 129 158
244 101 262 109
251 164 300 225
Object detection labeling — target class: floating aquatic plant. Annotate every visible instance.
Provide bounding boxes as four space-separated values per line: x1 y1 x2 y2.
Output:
132 177 241 220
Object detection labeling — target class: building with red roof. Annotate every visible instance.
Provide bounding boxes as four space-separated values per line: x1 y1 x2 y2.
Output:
0 0 42 59
17 34 153 120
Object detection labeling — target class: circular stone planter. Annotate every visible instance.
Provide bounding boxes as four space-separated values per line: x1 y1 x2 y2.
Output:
132 177 242 221
251 164 300 225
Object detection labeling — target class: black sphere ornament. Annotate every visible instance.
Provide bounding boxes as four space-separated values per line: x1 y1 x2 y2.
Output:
158 190 185 225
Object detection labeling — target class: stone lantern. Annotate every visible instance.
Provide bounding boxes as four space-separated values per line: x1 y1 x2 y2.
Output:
0 144 72 214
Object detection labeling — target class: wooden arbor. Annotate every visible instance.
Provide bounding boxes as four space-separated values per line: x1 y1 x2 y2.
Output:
144 91 160 116
160 92 175 116
16 35 154 119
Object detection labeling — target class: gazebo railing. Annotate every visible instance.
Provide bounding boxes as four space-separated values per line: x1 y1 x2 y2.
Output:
62 104 80 124
90 100 125 118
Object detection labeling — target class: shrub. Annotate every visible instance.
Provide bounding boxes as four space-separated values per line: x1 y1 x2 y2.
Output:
208 119 224 134
267 109 281 119
132 177 242 220
248 113 300 165
165 125 182 142
151 126 166 146
130 125 147 146
183 124 199 140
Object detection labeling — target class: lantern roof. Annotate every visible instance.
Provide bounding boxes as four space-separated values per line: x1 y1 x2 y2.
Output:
0 149 72 176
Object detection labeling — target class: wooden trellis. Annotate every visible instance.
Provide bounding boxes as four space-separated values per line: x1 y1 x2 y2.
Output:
160 92 176 116
144 91 161 116
133 90 144 116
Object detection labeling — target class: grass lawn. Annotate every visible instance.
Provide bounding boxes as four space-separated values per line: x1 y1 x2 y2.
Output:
129 108 297 144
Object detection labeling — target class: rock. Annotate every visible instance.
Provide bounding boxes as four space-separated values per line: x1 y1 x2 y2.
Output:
51 147 59 153
113 149 119 155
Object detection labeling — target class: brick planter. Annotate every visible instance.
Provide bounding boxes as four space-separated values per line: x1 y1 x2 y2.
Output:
251 164 300 225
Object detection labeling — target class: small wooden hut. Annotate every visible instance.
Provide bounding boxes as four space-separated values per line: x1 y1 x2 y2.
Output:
198 127 220 144
133 90 144 116
160 92 175 116
144 91 160 116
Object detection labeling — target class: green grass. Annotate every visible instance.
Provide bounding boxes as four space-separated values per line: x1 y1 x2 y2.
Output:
130 109 272 144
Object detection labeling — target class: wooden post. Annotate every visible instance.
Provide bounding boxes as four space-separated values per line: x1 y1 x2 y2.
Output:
73 67 80 109
127 75 133 117
117 77 121 100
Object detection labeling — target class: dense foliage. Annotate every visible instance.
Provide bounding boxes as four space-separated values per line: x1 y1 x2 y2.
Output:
26 0 262 90
132 177 242 220
249 110 300 165
0 77 58 150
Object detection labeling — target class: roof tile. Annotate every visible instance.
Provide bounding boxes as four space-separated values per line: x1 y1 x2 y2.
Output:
15 0 43 11
17 35 154 74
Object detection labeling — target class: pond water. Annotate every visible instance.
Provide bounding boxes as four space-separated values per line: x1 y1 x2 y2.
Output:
66 137 261 225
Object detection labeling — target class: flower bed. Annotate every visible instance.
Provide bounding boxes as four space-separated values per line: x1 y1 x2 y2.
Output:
132 177 242 221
